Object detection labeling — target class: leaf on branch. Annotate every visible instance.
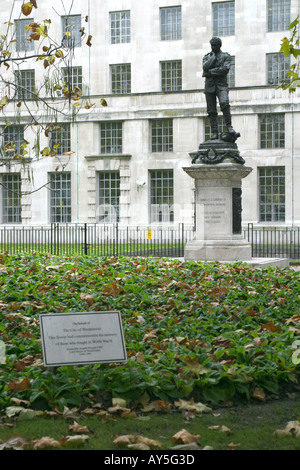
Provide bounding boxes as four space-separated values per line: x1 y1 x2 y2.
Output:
22 3 34 17
55 50 64 59
100 99 108 107
0 95 9 110
30 33 40 41
86 35 92 47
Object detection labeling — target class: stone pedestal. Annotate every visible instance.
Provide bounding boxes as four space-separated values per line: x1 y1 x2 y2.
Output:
183 145 253 261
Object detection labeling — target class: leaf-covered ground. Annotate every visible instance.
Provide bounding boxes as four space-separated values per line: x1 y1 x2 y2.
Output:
0 253 299 412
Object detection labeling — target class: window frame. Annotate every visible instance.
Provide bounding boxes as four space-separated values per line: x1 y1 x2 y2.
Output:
258 166 286 222
260 114 285 149
160 6 182 41
49 172 72 223
161 60 182 92
62 66 83 91
110 63 131 94
110 10 131 44
3 125 25 157
15 18 34 52
98 171 120 223
149 169 174 223
150 119 173 153
1 173 22 224
15 69 36 100
212 1 235 37
100 121 123 154
50 123 71 156
267 0 291 32
267 52 291 85
61 14 82 48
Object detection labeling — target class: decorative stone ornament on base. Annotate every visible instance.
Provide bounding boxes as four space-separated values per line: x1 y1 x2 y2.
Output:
192 138 245 166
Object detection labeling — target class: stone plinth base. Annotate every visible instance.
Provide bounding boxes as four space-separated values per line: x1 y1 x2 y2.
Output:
245 258 290 268
184 238 252 262
182 161 253 262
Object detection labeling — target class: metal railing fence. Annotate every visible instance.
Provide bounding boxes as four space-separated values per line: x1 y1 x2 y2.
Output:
244 224 300 260
0 223 299 260
0 223 193 258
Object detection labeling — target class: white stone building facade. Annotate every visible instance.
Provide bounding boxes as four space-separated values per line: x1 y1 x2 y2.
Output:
0 0 300 229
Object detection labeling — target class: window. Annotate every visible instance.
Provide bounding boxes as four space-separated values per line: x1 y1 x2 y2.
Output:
3 125 24 157
160 6 182 40
259 167 285 222
110 64 131 94
98 171 120 223
150 170 174 223
161 60 182 92
62 66 83 91
260 114 285 148
110 11 131 44
212 1 235 36
151 119 173 152
50 173 71 223
2 174 22 223
62 15 82 47
15 18 34 52
15 69 35 100
50 124 71 155
267 0 290 32
267 53 290 85
100 122 122 154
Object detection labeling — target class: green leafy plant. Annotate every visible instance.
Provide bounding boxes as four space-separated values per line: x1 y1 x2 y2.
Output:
0 254 299 411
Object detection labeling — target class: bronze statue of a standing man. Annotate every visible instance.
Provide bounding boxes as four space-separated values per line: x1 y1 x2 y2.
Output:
202 37 237 141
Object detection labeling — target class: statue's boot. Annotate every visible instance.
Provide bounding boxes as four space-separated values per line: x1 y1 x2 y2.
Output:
222 105 236 134
209 113 219 140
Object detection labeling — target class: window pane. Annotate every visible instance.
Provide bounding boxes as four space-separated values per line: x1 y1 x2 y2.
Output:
50 124 71 155
100 122 122 154
160 7 182 40
15 19 34 52
62 15 82 47
259 167 285 222
161 61 182 91
110 11 131 44
260 114 285 148
267 0 290 32
15 69 36 100
3 125 24 157
50 173 71 223
151 119 173 152
62 66 83 91
213 2 235 36
267 53 290 85
2 174 22 223
98 171 120 223
150 170 174 223
110 64 131 94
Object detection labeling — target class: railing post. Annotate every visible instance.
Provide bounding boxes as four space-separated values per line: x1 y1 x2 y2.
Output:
84 223 88 256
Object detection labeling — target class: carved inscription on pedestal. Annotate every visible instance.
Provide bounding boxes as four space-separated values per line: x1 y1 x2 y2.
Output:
199 197 227 225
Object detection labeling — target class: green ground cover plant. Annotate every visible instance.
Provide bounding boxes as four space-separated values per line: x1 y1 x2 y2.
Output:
0 253 299 415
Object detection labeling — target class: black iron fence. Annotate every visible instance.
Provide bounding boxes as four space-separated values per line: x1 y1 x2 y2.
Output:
0 223 299 260
244 224 300 260
0 223 193 258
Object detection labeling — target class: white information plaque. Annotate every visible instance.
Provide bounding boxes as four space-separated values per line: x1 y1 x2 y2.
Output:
40 311 127 367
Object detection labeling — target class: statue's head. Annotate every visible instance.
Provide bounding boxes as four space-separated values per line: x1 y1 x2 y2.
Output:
210 37 222 47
